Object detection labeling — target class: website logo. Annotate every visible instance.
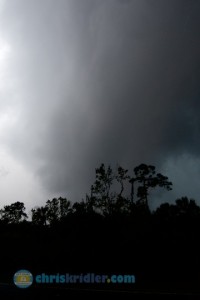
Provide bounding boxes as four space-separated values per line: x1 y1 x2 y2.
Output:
13 270 135 288
13 269 33 288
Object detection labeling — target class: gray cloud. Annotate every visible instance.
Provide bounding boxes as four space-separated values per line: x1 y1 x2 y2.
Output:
0 0 200 206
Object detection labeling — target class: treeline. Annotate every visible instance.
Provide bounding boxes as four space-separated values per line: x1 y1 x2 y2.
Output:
1 195 200 226
0 163 176 224
1 163 200 294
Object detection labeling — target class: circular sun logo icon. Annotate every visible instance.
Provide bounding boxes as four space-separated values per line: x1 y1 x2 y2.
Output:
13 269 33 288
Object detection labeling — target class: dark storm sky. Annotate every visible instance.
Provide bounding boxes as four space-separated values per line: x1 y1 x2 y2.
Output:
0 0 200 211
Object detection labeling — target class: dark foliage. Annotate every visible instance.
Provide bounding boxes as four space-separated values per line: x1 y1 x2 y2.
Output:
0 164 199 296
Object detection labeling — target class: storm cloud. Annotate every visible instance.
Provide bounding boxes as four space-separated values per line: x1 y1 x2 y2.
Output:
0 0 200 210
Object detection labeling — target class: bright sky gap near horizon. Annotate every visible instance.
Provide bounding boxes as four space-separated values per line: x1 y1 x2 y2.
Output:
0 0 200 215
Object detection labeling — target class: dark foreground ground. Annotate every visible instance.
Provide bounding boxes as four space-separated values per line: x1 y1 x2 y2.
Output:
1 208 200 298
1 283 200 299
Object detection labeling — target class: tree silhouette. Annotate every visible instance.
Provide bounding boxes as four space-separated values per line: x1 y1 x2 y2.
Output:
59 197 71 219
116 166 130 198
175 197 200 217
31 206 48 226
130 164 172 207
129 177 136 204
0 202 27 224
91 163 115 215
31 197 71 225
72 201 88 215
154 202 177 221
